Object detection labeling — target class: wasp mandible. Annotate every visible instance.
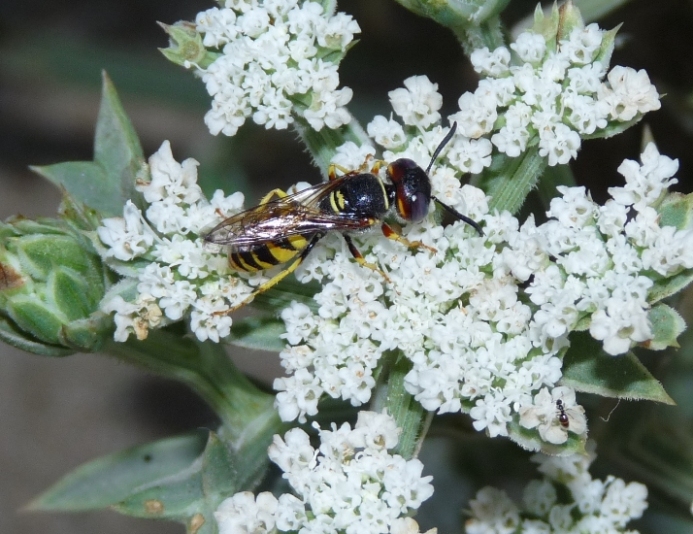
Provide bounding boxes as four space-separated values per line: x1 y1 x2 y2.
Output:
204 122 483 312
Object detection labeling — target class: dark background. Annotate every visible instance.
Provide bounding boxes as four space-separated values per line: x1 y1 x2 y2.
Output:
2 0 693 532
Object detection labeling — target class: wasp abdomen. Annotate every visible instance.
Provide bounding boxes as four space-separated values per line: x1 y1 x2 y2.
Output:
229 235 309 272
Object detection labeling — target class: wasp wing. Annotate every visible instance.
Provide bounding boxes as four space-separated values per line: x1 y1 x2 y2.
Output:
203 177 374 247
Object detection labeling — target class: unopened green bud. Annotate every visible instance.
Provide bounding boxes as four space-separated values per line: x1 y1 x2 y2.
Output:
0 216 111 355
158 21 219 69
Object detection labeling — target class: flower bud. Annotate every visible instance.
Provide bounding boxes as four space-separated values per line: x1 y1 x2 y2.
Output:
0 216 111 355
158 21 218 69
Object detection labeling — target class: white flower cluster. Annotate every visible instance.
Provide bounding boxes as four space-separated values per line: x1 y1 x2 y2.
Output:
214 411 435 534
381 23 660 169
465 445 648 533
274 134 689 446
195 0 359 135
98 141 258 343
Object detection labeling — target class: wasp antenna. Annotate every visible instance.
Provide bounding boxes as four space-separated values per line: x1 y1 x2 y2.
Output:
426 122 458 175
432 196 484 236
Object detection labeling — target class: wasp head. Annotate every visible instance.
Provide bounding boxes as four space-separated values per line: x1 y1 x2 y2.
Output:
387 158 432 222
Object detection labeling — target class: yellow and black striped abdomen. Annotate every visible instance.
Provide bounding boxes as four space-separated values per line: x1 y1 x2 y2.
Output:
228 234 310 273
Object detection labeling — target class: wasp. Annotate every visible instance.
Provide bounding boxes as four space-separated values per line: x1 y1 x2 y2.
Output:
204 122 482 312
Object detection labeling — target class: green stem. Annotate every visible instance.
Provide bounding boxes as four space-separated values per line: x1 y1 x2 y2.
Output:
372 353 427 459
457 17 506 55
485 146 547 215
293 113 370 178
104 329 276 445
535 163 577 210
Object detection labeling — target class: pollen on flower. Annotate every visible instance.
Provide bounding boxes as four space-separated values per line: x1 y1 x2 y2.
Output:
98 141 250 343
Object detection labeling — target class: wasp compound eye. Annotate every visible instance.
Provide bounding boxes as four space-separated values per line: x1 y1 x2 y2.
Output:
388 159 432 222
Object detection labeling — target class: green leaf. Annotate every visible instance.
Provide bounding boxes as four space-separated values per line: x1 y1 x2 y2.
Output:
649 268 693 304
228 315 286 352
583 115 643 140
575 0 631 23
593 23 621 67
16 233 91 280
658 192 693 230
0 314 73 357
482 146 547 215
371 352 426 459
530 2 560 51
94 73 145 207
6 296 66 345
31 72 144 217
31 162 113 216
646 303 686 351
251 277 320 313
59 311 113 352
114 431 237 534
28 432 207 512
561 331 674 404
535 163 577 209
49 268 96 320
600 402 693 512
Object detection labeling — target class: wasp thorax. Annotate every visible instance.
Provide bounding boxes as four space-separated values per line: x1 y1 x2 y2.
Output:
388 158 433 222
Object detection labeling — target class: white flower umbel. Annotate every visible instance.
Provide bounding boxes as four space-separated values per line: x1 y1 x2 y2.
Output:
214 411 434 534
443 22 661 167
97 141 251 343
465 444 648 533
194 0 359 135
275 134 688 448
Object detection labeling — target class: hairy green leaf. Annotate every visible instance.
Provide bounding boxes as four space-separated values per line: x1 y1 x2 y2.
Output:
483 146 546 215
646 303 686 351
0 315 73 357
114 431 236 534
649 268 693 304
562 332 674 404
28 432 207 512
229 315 286 353
31 73 144 217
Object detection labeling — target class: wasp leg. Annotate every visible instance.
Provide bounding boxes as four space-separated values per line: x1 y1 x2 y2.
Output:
369 160 387 174
328 163 352 181
259 188 289 204
380 222 437 254
222 234 324 314
343 234 392 283
328 158 388 181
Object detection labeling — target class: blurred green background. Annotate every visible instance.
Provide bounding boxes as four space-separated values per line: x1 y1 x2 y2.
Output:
3 0 693 533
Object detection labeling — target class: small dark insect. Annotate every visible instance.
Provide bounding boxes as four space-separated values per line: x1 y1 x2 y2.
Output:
204 122 483 312
556 399 570 429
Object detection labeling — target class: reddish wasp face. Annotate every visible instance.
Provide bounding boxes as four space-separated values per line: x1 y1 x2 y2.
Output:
387 158 433 222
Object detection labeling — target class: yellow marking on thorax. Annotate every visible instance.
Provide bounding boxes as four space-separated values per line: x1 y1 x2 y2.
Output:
329 191 346 213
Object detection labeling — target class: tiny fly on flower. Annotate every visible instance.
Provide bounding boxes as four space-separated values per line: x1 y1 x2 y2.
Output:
204 122 483 311
556 399 570 428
